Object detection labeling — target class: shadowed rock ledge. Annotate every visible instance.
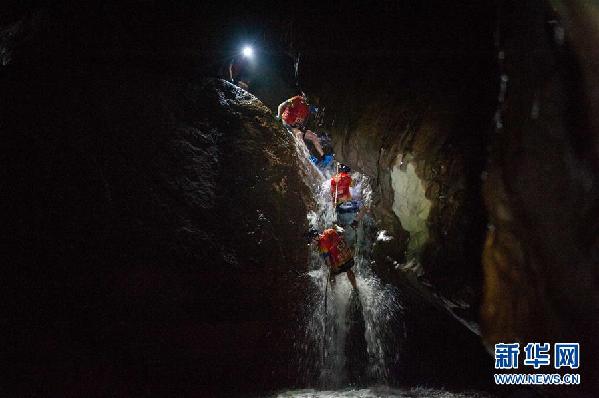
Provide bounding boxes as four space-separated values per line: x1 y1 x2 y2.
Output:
3 64 312 395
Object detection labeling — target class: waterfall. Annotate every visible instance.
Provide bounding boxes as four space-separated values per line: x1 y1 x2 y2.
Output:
290 133 404 388
271 132 498 398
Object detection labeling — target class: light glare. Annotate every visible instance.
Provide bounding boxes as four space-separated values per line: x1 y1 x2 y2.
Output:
242 46 253 58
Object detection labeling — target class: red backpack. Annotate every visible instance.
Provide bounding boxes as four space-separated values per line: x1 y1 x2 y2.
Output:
282 96 309 125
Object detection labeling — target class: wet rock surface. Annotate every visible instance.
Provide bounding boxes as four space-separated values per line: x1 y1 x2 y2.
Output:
3 48 312 395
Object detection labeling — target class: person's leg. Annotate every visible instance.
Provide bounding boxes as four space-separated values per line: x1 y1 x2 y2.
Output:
304 130 325 157
291 127 303 139
346 269 358 290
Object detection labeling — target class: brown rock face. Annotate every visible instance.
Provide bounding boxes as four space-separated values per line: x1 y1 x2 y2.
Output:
481 1 599 395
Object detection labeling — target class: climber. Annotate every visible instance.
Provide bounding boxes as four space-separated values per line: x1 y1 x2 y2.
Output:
276 93 326 162
227 55 251 90
221 45 255 90
306 227 358 290
331 163 364 229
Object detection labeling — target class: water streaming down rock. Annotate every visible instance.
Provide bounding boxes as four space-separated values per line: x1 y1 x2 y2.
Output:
289 133 404 388
275 387 494 398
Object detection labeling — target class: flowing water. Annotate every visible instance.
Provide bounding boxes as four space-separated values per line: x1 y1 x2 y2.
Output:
274 386 493 398
281 135 495 398
291 135 403 389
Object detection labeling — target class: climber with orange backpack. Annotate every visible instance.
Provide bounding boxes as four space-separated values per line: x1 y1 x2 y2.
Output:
276 92 330 165
305 227 358 290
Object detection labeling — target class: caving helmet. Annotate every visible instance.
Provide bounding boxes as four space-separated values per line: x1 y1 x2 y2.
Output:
338 163 351 173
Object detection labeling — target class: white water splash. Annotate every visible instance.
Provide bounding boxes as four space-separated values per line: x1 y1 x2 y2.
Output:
274 386 494 398
376 230 393 242
292 130 403 388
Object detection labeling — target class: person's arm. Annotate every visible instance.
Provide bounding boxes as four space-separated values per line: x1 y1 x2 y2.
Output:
277 100 288 119
321 253 333 270
326 256 334 271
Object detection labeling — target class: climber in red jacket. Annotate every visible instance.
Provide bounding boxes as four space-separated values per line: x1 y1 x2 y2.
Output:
331 163 364 231
331 163 353 206
306 227 358 290
276 93 325 160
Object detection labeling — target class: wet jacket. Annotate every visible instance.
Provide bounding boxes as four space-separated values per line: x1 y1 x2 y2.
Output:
282 96 310 126
318 228 353 269
331 172 352 205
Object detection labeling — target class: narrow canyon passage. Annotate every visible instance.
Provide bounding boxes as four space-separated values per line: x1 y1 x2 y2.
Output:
2 1 597 397
275 127 495 397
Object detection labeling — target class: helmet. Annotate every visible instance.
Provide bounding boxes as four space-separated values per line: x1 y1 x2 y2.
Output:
304 228 320 241
338 163 351 173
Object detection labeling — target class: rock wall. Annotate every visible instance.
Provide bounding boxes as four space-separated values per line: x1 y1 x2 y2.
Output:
3 1 598 396
2 23 312 394
298 3 598 394
297 1 497 326
481 1 599 395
